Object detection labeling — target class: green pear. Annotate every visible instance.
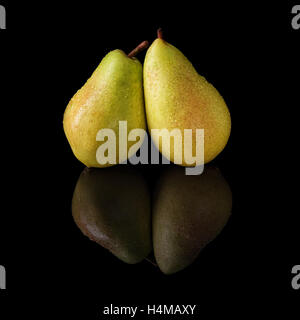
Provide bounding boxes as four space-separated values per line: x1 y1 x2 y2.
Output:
144 30 231 166
152 165 232 274
64 42 148 168
72 166 152 264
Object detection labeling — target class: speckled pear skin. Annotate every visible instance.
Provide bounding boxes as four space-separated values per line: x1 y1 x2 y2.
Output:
152 166 232 275
144 38 231 165
72 166 152 264
63 50 146 168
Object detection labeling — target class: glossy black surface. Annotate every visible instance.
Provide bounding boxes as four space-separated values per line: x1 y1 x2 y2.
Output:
0 2 298 318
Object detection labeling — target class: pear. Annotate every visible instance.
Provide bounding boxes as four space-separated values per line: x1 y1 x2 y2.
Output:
64 42 148 168
144 29 231 165
72 166 152 264
152 165 232 274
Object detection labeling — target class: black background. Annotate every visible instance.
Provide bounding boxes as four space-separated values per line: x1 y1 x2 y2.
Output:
0 1 299 318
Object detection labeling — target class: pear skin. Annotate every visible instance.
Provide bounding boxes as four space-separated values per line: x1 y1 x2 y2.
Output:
144 32 231 165
152 166 232 274
64 45 148 168
72 166 152 264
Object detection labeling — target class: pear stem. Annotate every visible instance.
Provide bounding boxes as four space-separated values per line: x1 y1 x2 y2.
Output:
128 41 149 58
157 28 163 39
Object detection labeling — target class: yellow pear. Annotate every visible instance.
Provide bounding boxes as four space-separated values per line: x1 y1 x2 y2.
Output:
144 30 231 166
64 42 148 167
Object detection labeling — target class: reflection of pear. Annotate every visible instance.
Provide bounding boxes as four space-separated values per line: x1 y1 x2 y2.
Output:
64 42 148 168
72 166 152 264
153 166 232 274
144 30 231 165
